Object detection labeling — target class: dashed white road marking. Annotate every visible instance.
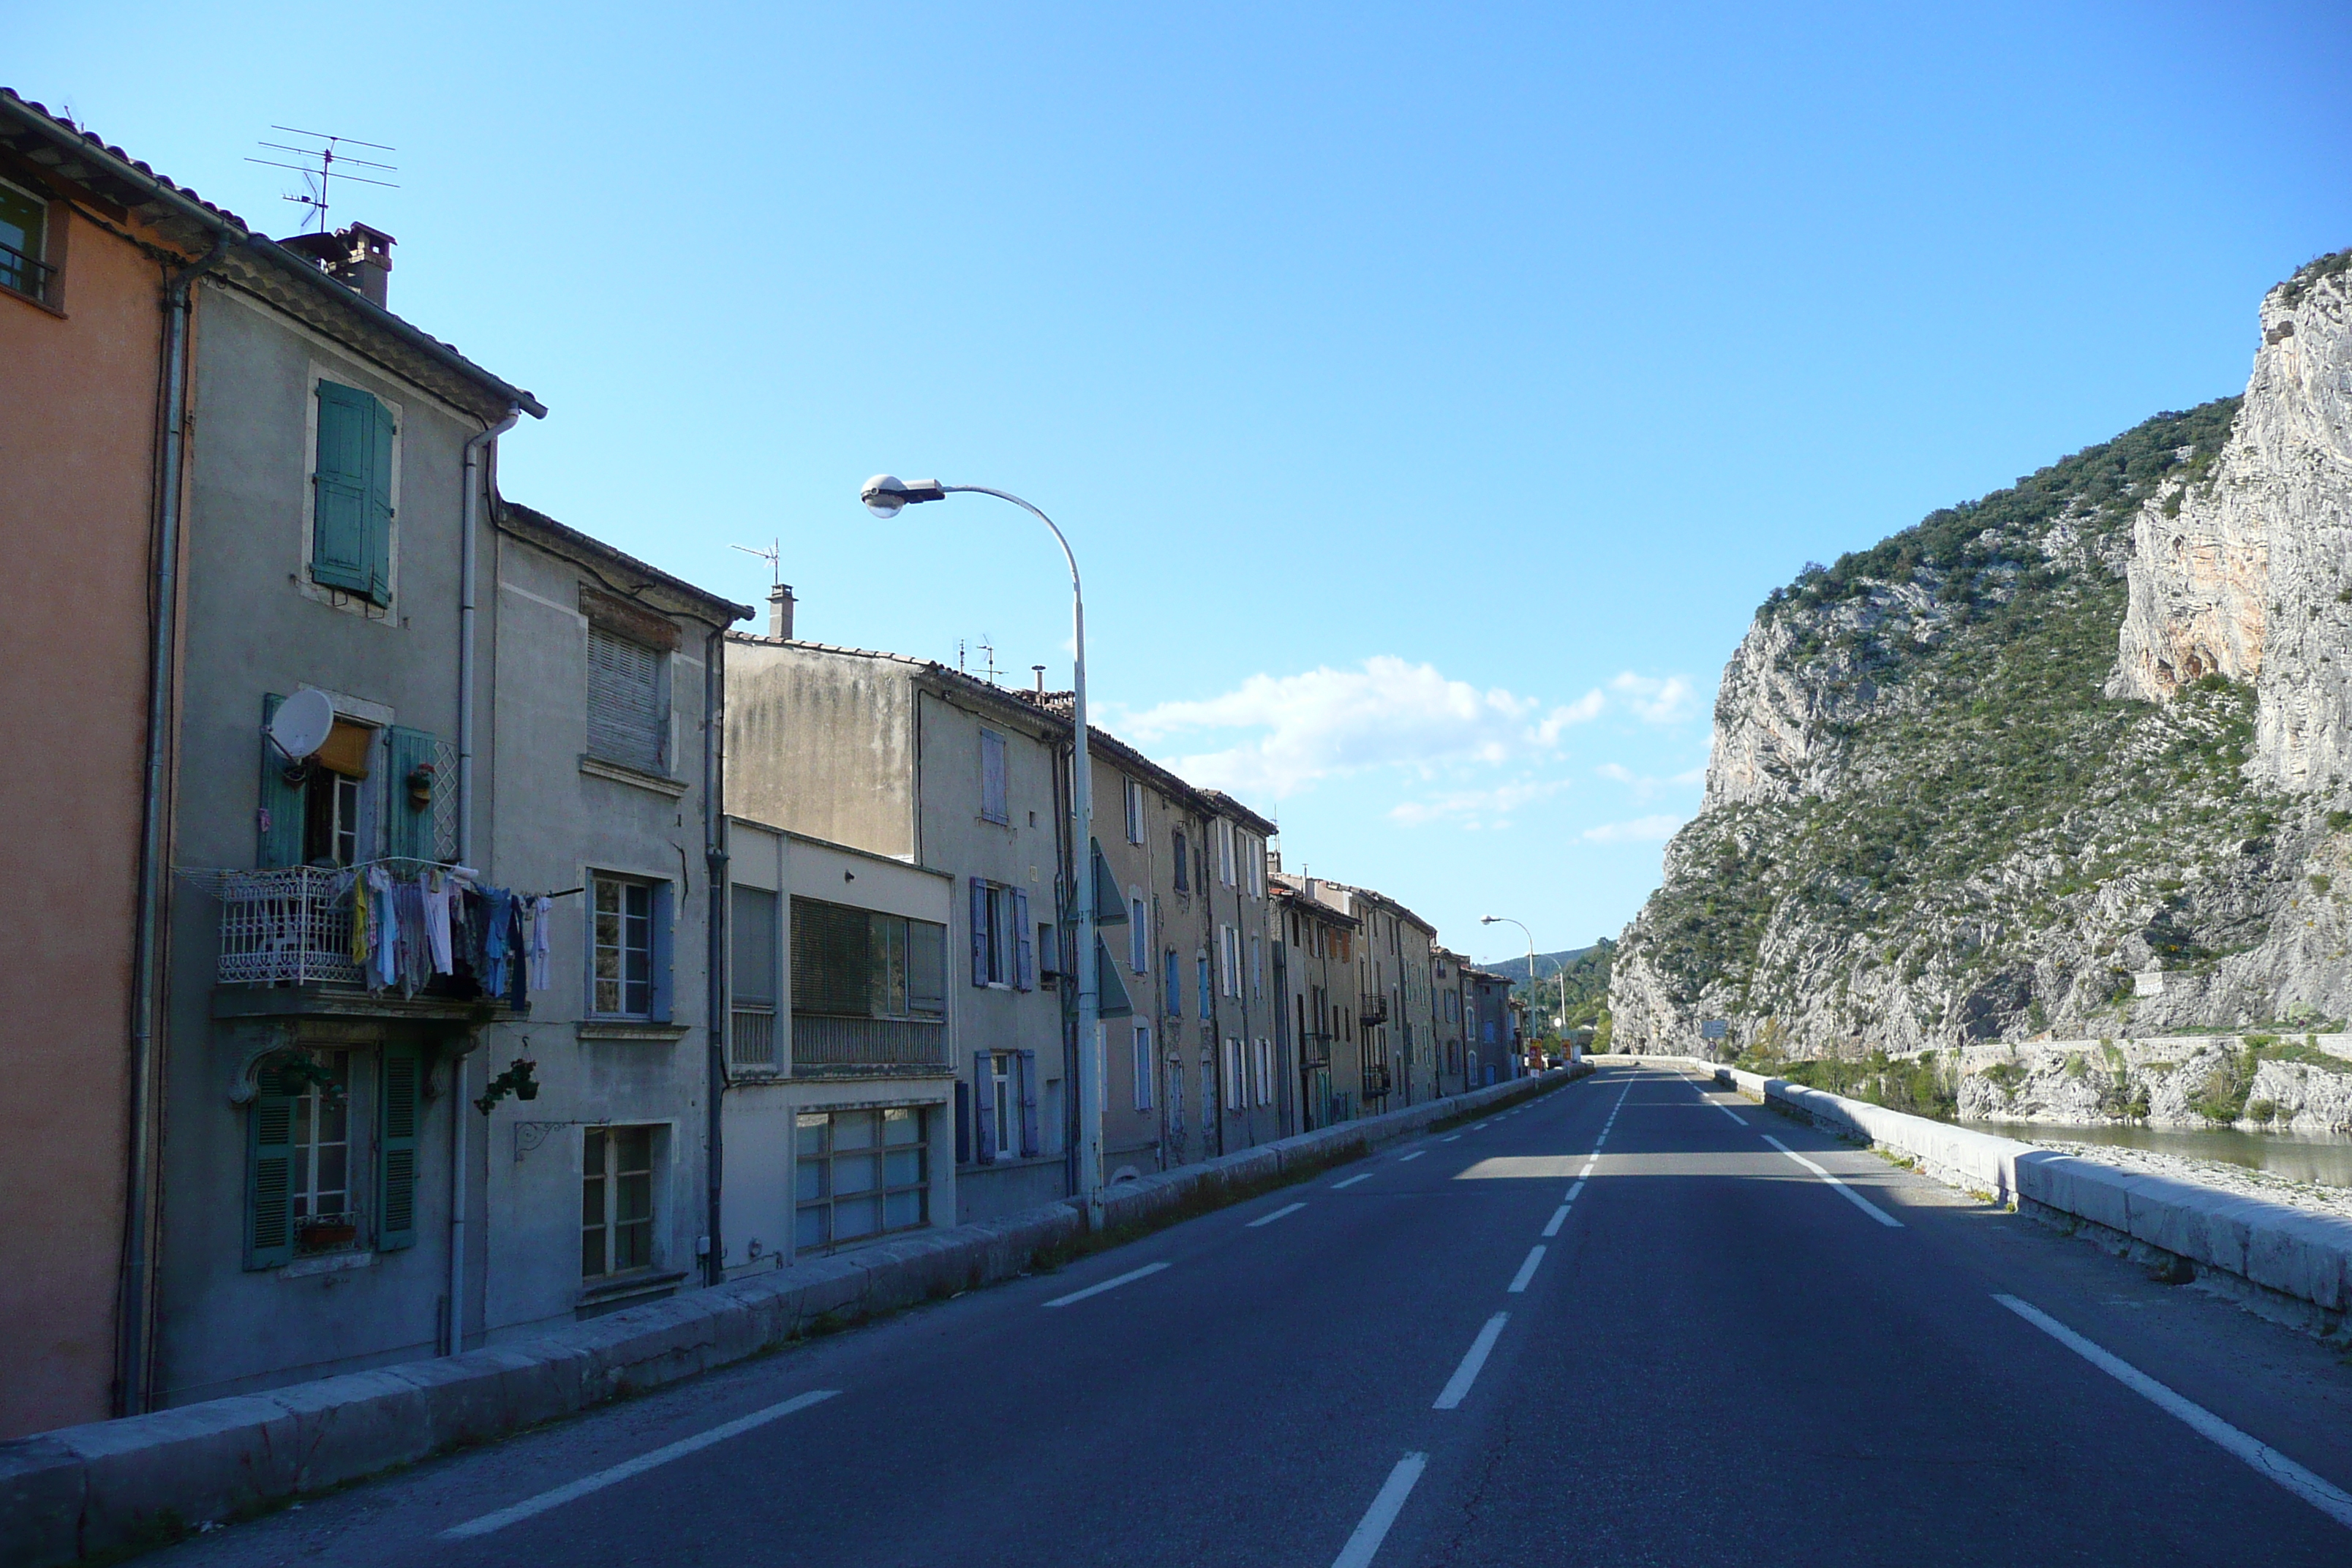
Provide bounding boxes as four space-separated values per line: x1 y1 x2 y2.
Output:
1564 1180 1586 1202
1248 1202 1308 1229
1995 1294 2352 1531
1441 1135 1462 1143
442 1390 839 1539
1331 1453 1429 1568
1433 1312 1510 1409
1507 1245 1548 1294
1762 1136 1904 1228
1043 1261 1171 1308
1542 1205 1571 1237
1396 1150 1426 1162
1711 1101 1746 1124
1332 1173 1373 1190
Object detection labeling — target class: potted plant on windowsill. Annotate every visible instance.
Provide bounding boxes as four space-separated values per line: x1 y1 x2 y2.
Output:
296 1215 358 1251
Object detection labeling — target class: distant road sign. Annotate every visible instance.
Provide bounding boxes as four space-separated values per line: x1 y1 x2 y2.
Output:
1700 1019 1728 1041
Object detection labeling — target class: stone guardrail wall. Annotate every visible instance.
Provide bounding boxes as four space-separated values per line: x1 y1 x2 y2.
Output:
0 1069 1572 1568
1711 1065 2352 1342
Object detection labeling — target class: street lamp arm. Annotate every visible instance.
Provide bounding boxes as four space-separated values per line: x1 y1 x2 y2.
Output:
940 485 1082 596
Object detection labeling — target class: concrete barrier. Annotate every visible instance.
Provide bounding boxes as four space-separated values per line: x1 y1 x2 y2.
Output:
1713 1066 2352 1339
0 1070 1572 1567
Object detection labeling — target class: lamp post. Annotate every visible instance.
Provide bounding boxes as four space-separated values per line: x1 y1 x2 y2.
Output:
1482 915 1568 1069
863 476 1103 1224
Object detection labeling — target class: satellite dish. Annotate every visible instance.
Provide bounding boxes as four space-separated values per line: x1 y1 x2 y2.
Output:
268 689 337 762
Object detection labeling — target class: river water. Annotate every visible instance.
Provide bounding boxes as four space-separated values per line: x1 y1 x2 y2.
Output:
1963 1120 2352 1188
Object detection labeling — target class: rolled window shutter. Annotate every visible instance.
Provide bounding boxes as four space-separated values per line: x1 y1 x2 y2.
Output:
973 1050 997 1162
970 879 990 987
311 382 373 595
1011 888 1033 991
1017 1049 1039 1157
385 725 437 860
256 694 305 868
244 1064 296 1270
586 628 665 774
365 396 396 603
377 1044 421 1251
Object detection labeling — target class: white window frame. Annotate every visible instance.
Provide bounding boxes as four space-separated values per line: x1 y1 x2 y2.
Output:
991 1053 1017 1156
1223 1038 1245 1112
1124 777 1145 844
1129 892 1149 972
1219 924 1238 998
1217 819 1236 886
1132 1025 1153 1112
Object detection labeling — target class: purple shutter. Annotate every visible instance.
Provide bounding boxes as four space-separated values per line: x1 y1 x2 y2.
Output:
1017 1049 1040 1157
970 878 990 987
1011 888 1033 991
973 1050 997 1162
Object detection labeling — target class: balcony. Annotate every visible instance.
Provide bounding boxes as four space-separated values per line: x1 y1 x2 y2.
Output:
791 1013 950 1077
0 240 55 305
1359 995 1390 1027
1298 1030 1333 1068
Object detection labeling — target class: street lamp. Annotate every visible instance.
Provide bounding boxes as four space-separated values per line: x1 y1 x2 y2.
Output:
862 476 1104 1224
1482 914 1569 1068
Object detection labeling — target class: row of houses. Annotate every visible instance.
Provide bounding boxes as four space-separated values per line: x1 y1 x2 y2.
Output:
0 94 1532 1442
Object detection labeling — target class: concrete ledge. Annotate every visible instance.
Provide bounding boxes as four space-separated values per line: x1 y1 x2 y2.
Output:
0 1071 1568 1567
1711 1066 2352 1341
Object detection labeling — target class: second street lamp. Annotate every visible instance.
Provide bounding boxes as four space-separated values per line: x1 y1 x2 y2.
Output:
1482 914 1569 1067
860 476 1105 1225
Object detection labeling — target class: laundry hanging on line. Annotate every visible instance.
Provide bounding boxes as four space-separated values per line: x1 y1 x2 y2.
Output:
346 867 559 1002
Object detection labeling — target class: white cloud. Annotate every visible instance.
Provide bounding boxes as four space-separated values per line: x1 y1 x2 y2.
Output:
1609 671 1700 725
1594 760 1709 802
1119 656 1593 799
1582 814 1686 844
1389 779 1567 829
1671 764 1708 786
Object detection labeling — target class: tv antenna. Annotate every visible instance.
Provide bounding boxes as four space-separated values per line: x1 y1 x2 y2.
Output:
976 636 999 686
246 126 399 233
728 539 781 589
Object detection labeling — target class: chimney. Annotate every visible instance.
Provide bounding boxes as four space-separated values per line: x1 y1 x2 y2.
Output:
1033 665 1047 696
279 222 396 308
767 583 795 640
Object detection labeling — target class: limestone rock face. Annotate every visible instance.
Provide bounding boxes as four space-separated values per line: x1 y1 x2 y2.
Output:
1611 253 2352 1058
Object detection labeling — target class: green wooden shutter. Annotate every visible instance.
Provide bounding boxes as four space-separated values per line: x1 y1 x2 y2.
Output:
385 725 437 860
257 694 304 867
312 382 375 595
245 1064 296 1270
377 1044 421 1251
365 395 395 604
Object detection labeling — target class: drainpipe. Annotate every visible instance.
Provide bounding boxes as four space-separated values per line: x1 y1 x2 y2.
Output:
704 624 729 1288
116 232 230 1417
442 406 518 1358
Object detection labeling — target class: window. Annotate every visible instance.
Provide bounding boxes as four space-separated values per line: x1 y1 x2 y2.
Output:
1164 949 1182 1017
286 1051 352 1251
1220 925 1239 998
791 897 949 1017
1246 837 1264 897
797 1107 928 1253
979 729 1009 824
1125 777 1145 844
965 881 1030 990
731 885 780 1067
592 875 657 1017
311 381 395 606
1255 1038 1273 1106
1250 935 1262 998
0 177 51 301
1132 1025 1153 1111
1445 990 1460 1025
1197 952 1212 1019
1223 1039 1245 1112
1129 895 1149 971
587 626 666 774
970 1050 1036 1162
1217 820 1236 886
301 755 364 867
1172 829 1189 893
581 1125 656 1278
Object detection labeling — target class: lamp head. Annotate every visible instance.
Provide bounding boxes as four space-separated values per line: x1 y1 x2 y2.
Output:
1480 915 1499 924
861 475 949 519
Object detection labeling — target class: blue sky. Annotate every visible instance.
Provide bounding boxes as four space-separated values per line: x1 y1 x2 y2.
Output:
19 2 2351 964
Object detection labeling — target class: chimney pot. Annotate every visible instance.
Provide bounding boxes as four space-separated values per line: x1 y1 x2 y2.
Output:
768 584 796 641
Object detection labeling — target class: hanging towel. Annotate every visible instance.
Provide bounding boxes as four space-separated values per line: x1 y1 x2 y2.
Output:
394 875 431 996
350 876 371 967
527 895 553 992
367 867 399 990
424 870 456 976
506 905 529 1010
483 890 513 998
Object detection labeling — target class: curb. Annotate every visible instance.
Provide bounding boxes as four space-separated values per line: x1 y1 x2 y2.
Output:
0 1071 1569 1567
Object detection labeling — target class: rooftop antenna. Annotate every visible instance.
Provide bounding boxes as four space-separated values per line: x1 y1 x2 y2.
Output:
728 538 781 589
976 636 998 687
247 126 398 233
956 638 968 674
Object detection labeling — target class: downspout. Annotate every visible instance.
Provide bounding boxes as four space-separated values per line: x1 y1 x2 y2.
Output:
118 231 230 1417
446 404 517 1356
704 625 728 1289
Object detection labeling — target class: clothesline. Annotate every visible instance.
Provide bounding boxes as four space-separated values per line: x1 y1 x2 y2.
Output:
350 867 557 1003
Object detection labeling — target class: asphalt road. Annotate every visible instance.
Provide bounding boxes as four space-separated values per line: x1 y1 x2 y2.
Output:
156 1063 2352 1567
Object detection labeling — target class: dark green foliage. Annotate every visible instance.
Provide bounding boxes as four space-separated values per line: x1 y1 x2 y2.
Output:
2279 249 2352 309
1514 938 1615 1030
1756 1050 1959 1121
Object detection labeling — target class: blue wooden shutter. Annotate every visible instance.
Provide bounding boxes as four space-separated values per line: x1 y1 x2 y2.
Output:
972 1050 996 1162
979 731 1008 823
969 879 990 987
312 382 375 596
364 394 395 603
385 725 437 859
377 1044 421 1251
1011 888 1033 991
1017 1049 1039 1157
244 1063 296 1270
257 694 304 867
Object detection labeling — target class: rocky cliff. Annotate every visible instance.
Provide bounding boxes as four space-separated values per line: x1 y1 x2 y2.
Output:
1613 251 2352 1060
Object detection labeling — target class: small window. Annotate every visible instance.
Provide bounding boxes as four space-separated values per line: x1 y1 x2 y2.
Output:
797 1107 929 1254
731 885 780 1067
979 729 1009 824
1250 935 1262 998
587 627 666 774
792 896 949 1018
1164 949 1182 1018
1197 952 1212 1020
1124 777 1144 843
581 1125 656 1278
1224 1039 1245 1112
1172 830 1189 893
1129 895 1149 972
592 875 657 1017
1217 821 1236 886
289 1051 353 1251
0 178 50 302
1132 1025 1153 1111
1220 925 1239 998
1255 1039 1273 1106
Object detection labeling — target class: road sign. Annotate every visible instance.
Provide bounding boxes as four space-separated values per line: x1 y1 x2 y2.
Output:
1699 1019 1729 1041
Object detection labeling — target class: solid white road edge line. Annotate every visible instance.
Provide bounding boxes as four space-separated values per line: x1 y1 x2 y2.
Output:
1994 1293 2352 1531
1433 1312 1511 1409
441 1390 840 1539
1542 1205 1571 1237
1043 1260 1172 1308
1332 1452 1430 1568
1712 1102 1746 1124
1762 1135 1904 1228
1248 1202 1308 1229
1333 1173 1373 1189
1507 1244 1547 1294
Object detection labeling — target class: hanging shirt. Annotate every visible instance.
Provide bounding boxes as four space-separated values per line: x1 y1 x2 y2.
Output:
367 867 399 990
424 871 456 976
483 890 513 998
527 895 554 992
394 875 431 996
